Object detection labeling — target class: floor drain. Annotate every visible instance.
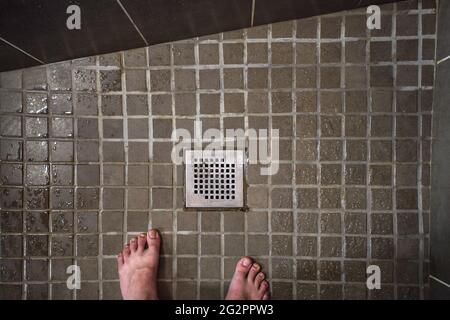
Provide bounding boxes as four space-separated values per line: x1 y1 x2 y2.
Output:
185 150 244 208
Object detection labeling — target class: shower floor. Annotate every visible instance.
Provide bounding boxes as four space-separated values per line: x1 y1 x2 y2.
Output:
0 0 436 299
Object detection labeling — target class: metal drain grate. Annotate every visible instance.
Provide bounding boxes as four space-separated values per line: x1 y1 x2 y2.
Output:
185 150 244 208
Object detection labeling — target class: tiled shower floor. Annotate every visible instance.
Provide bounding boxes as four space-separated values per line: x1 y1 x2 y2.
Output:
0 0 436 299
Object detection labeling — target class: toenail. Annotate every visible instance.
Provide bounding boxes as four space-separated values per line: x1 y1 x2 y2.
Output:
252 263 260 270
259 272 265 278
148 229 157 239
131 238 136 242
241 257 251 267
139 233 146 238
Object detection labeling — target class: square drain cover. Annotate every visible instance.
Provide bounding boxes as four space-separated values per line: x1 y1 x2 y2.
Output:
185 150 244 208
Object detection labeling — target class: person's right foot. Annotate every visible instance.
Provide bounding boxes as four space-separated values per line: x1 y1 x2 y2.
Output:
225 257 270 300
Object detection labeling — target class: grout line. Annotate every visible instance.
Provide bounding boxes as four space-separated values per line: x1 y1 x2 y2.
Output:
95 55 104 299
392 1 399 300
316 15 322 299
0 36 45 65
339 13 345 300
417 0 425 300
115 0 149 46
169 42 178 300
267 23 273 293
291 20 298 300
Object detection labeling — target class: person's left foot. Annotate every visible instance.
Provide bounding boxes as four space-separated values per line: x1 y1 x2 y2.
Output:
117 229 160 300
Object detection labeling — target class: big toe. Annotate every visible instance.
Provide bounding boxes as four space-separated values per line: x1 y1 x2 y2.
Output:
233 257 253 280
145 229 160 258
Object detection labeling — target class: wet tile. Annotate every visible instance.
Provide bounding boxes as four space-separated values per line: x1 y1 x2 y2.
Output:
103 235 123 255
320 212 341 234
0 211 23 233
371 237 394 259
177 234 198 255
297 283 317 300
0 235 23 257
223 68 244 89
124 48 147 67
102 95 122 116
320 236 341 257
77 141 99 162
76 188 99 210
0 163 23 185
25 117 48 138
76 235 99 256
0 259 23 282
103 142 124 162
25 187 49 210
25 211 49 233
272 235 293 256
247 235 269 256
100 70 122 92
102 188 124 210
49 93 73 115
126 69 147 91
200 69 220 90
26 259 48 281
128 188 149 209
125 96 147 116
102 211 123 232
74 69 97 92
0 91 22 113
26 165 49 186
150 69 171 92
1 187 23 209
128 142 149 162
51 188 74 210
51 235 73 256
345 187 367 210
77 212 98 233
149 44 171 66
128 119 149 139
224 234 244 256
199 44 219 65
51 165 73 185
127 211 148 232
77 165 100 186
297 236 317 257
345 236 367 258
77 118 98 139
320 188 341 209
152 188 172 209
174 69 196 91
50 212 73 233
319 260 341 281
26 235 48 256
1 116 22 137
50 141 73 162
51 118 73 138
25 92 48 114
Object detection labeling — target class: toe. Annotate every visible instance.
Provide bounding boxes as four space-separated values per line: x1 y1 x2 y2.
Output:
117 253 124 270
259 280 269 296
248 263 260 282
129 237 138 252
232 257 253 280
122 245 131 262
145 229 161 258
263 293 270 300
137 233 147 253
255 271 265 288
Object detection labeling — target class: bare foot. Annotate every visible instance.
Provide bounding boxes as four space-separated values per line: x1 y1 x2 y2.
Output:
117 229 160 300
225 257 270 300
